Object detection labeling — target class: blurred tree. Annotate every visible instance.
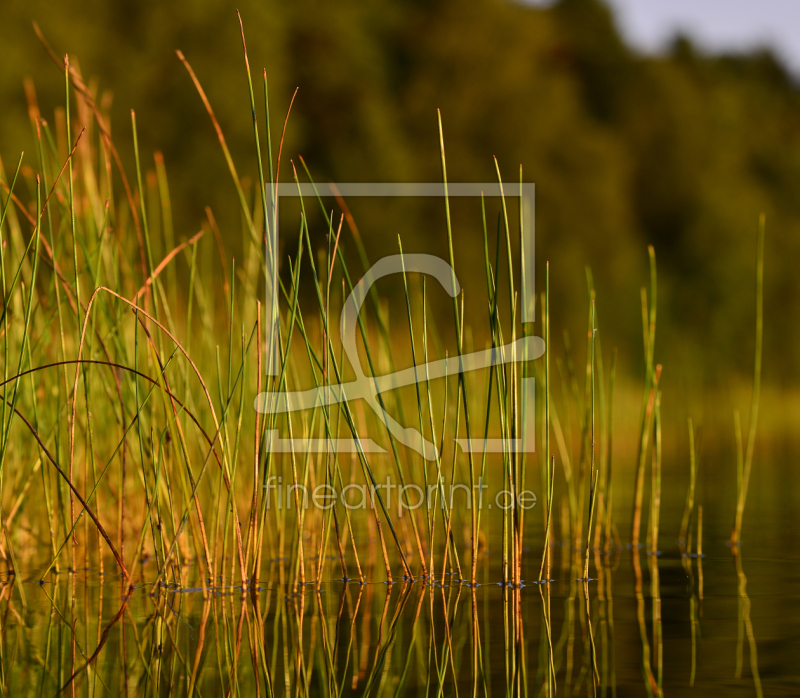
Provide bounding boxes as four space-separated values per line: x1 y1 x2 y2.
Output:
0 0 798 381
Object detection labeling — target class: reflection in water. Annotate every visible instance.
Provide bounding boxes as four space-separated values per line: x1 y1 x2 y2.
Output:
733 547 763 698
680 537 698 689
632 547 658 697
0 537 787 696
649 554 662 697
596 546 618 698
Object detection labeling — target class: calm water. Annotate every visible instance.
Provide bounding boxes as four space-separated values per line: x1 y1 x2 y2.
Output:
2 450 799 697
2 538 797 696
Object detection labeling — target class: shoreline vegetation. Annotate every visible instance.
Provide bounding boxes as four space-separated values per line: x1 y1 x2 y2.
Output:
0 15 775 698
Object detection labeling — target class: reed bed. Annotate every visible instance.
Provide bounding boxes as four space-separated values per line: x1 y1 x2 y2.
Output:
0 18 770 697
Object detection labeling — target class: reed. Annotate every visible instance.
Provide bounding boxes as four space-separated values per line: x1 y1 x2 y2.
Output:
538 262 552 583
603 347 617 553
649 389 662 555
0 57 679 593
583 297 598 582
631 246 657 549
731 214 765 545
0 18 779 697
679 418 697 546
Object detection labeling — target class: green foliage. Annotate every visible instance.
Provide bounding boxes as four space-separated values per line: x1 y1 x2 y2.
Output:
1 0 797 380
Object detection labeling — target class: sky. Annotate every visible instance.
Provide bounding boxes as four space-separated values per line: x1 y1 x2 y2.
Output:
528 0 800 76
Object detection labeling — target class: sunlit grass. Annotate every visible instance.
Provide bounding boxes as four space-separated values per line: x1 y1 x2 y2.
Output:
0 17 772 697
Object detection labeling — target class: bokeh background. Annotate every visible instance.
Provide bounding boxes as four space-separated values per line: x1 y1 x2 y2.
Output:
1 0 799 390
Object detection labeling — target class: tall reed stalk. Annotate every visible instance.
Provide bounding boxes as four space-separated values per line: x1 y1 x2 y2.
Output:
731 214 765 545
